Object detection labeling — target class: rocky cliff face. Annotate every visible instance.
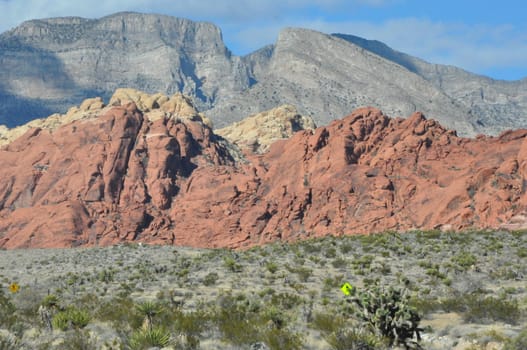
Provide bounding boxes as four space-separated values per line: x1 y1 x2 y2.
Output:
1 94 526 249
1 12 526 136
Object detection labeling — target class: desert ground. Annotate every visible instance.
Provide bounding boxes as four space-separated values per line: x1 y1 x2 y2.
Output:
0 229 526 349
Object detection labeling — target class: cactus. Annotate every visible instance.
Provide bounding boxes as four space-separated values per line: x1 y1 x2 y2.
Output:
348 284 422 349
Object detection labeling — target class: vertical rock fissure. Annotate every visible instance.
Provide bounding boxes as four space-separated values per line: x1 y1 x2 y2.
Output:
115 111 144 205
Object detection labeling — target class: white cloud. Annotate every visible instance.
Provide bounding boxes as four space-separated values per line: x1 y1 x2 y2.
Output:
324 18 527 76
0 0 388 32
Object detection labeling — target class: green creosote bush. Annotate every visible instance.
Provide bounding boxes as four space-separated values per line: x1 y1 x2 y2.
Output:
215 293 262 345
96 296 141 329
56 329 97 350
262 327 303 350
411 293 521 325
202 271 219 286
266 261 279 274
451 252 477 270
285 265 312 282
325 328 386 350
214 292 302 349
223 256 243 272
310 312 346 333
463 295 520 324
348 284 423 349
504 327 527 350
331 257 347 268
270 292 303 310
170 309 210 349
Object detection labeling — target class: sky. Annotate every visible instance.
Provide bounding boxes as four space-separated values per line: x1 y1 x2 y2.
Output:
0 0 525 81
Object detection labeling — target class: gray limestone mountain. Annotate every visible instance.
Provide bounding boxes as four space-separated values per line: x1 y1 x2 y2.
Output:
0 12 250 126
0 12 526 136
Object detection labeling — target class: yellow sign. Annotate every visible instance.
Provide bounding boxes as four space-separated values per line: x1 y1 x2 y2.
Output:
9 283 20 293
340 282 353 296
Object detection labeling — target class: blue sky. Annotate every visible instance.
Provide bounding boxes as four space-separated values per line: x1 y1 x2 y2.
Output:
0 0 525 80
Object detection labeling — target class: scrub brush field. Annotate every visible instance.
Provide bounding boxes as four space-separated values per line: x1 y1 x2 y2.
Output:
1 229 526 349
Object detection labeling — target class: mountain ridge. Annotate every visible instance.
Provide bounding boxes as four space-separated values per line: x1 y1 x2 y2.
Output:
0 12 526 136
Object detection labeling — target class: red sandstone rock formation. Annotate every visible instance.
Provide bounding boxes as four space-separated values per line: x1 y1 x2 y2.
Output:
1 105 526 249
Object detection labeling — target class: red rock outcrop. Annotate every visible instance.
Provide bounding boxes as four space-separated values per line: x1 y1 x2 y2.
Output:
1 105 526 249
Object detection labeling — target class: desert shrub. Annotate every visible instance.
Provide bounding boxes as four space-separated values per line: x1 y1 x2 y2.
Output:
325 328 386 350
352 254 375 271
0 333 19 350
96 296 141 329
266 261 279 274
463 295 520 324
52 311 70 331
97 268 115 283
331 257 347 268
171 309 210 349
451 252 477 270
418 293 521 325
339 240 355 254
223 256 242 272
286 265 312 282
504 327 527 350
425 265 446 280
270 292 303 310
310 312 346 333
298 239 323 253
68 308 91 329
129 327 171 349
52 307 90 331
214 292 301 349
348 284 422 349
55 330 96 350
215 294 261 345
325 247 337 258
202 272 219 286
262 327 303 350
516 247 527 258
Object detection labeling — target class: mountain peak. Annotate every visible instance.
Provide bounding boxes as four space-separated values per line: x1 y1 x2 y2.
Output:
1 12 527 136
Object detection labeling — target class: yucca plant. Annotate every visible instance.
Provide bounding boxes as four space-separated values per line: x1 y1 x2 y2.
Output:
136 301 164 331
68 308 91 329
51 307 90 331
129 327 171 349
52 311 70 331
